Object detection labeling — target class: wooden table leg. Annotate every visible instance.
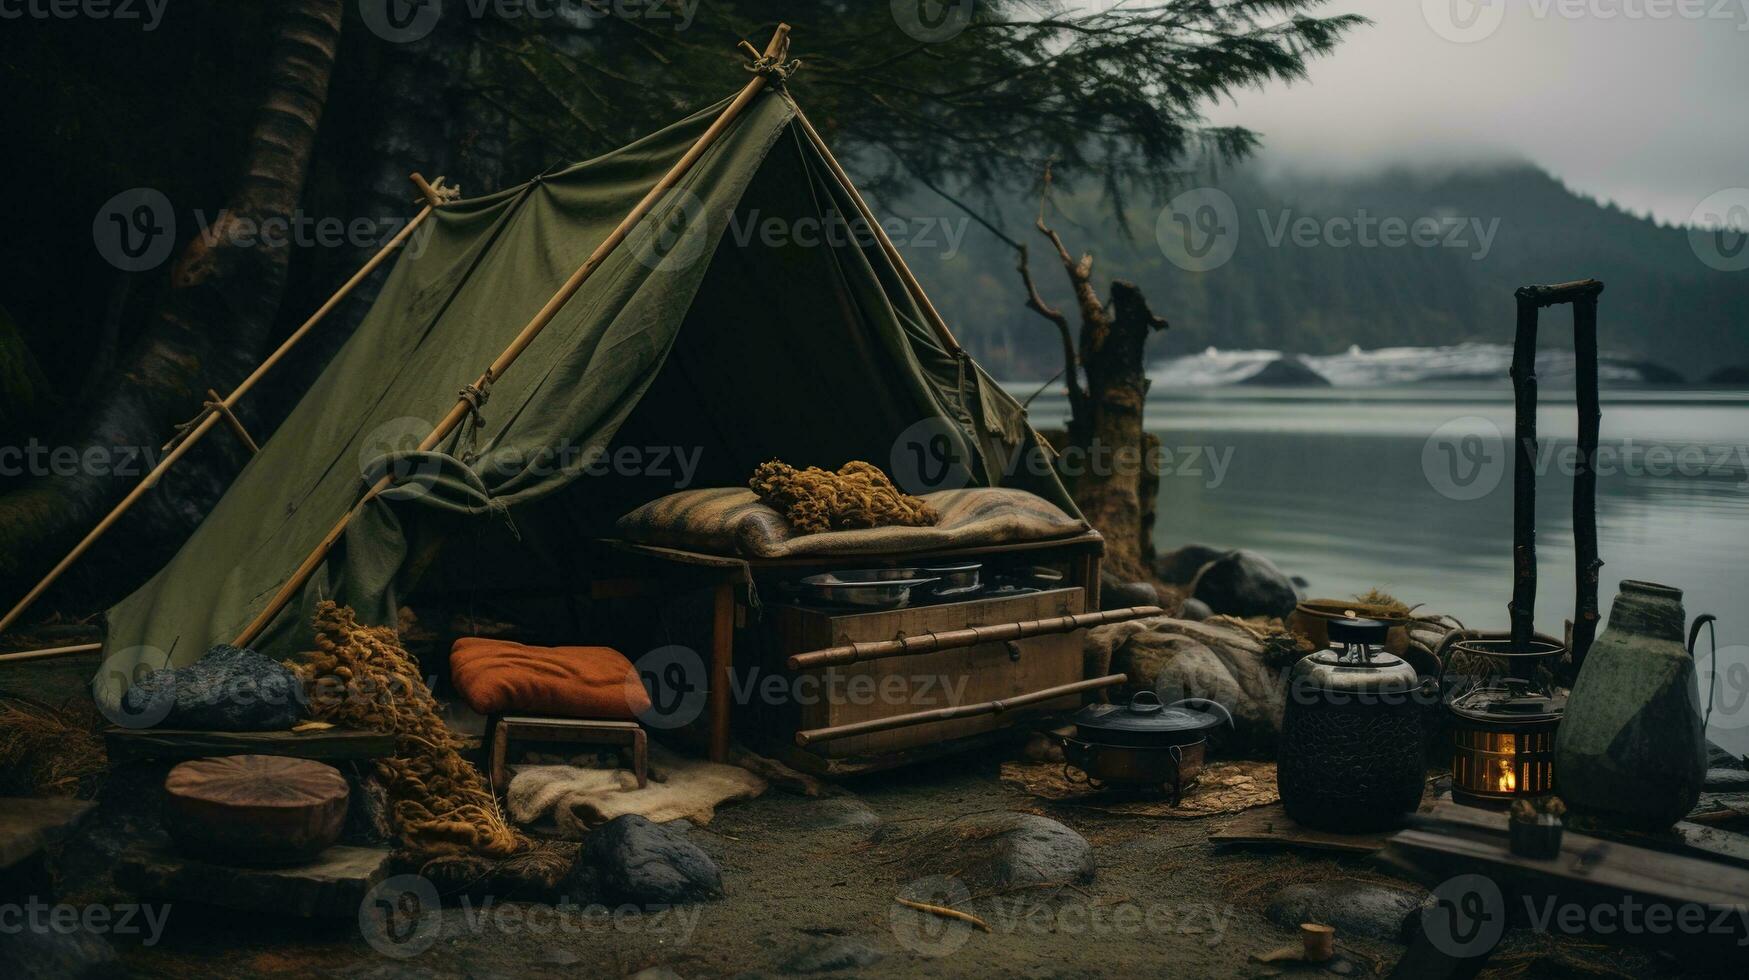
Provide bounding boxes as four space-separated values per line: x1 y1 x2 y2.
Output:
488 717 508 793
709 581 734 762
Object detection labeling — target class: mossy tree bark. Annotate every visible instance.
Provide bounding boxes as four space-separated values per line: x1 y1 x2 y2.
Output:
0 0 343 617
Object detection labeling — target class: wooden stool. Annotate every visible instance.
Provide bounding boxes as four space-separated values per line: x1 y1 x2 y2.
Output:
489 716 647 793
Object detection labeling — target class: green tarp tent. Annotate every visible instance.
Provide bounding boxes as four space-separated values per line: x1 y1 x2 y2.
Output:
94 87 1073 711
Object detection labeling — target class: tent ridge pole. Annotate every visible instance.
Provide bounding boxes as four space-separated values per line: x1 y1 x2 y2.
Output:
787 100 964 356
230 25 795 650
0 174 454 641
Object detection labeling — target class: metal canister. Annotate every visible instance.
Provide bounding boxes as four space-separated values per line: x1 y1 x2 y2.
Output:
1278 618 1428 831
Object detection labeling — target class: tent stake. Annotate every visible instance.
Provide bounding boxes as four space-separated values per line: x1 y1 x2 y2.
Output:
0 174 454 641
231 25 796 649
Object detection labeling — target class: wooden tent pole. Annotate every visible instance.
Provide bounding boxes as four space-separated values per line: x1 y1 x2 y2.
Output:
231 24 795 649
788 104 964 356
0 176 450 641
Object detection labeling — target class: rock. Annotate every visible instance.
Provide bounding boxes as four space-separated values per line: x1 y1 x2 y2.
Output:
894 812 1093 893
0 924 116 979
1704 768 1749 793
1154 544 1223 586
1706 741 1747 771
1100 573 1160 610
1179 598 1213 622
119 645 304 731
1191 550 1298 620
1266 878 1427 943
1238 356 1331 387
574 814 722 907
1086 617 1285 746
780 938 884 974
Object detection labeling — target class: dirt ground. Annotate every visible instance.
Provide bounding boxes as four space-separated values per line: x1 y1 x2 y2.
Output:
1 654 1732 980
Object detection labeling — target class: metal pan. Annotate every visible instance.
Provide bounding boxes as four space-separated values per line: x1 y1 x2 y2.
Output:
787 571 941 609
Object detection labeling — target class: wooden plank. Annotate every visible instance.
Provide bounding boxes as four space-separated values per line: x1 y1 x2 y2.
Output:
0 797 95 870
103 727 396 766
115 841 391 918
1210 802 1395 856
600 532 1104 573
1421 800 1749 872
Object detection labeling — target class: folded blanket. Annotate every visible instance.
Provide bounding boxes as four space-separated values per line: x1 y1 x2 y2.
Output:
507 745 766 835
615 486 1087 559
449 639 649 719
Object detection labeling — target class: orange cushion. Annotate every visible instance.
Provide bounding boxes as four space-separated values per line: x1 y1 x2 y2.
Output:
449 639 650 719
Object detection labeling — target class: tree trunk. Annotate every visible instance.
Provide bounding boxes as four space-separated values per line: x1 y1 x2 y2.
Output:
0 0 343 617
1072 280 1168 581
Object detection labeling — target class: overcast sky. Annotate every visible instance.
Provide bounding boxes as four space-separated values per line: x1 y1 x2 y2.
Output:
1191 0 1749 225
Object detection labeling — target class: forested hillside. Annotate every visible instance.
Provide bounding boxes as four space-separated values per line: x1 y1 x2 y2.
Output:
909 161 1747 381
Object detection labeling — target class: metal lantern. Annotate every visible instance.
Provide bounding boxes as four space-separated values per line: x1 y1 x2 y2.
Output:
1449 685 1563 807
1278 618 1429 831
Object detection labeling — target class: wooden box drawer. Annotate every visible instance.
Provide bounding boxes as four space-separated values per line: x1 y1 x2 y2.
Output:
763 587 1086 758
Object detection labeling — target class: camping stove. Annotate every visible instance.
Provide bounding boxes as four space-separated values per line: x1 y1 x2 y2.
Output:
1448 684 1564 808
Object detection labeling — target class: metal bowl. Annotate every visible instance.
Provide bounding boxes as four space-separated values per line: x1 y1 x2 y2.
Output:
788 571 940 609
921 563 981 597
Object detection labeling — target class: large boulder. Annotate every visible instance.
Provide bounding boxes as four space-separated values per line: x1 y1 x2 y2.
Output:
1191 550 1298 620
118 645 304 731
1154 543 1224 586
573 814 722 907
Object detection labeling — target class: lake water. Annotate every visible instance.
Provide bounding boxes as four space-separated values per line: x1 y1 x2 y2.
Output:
1020 385 1749 759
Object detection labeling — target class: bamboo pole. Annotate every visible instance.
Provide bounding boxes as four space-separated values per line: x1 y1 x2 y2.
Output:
231 25 795 649
787 605 1163 671
0 176 451 642
795 673 1127 747
0 642 103 665
787 102 964 356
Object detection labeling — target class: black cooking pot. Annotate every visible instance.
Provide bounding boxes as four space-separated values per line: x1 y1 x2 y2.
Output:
1059 692 1228 803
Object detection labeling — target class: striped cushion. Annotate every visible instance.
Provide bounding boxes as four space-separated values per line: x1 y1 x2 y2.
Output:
615 487 1087 559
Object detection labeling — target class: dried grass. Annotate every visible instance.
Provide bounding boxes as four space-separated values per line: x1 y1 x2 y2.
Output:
0 694 107 798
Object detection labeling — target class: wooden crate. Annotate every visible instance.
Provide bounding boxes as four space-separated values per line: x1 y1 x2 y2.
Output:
758 587 1086 759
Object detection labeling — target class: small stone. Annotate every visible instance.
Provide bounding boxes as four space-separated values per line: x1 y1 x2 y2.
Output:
1179 598 1214 622
1704 768 1749 792
0 926 116 979
785 796 881 833
1265 879 1427 943
1100 573 1160 610
780 938 883 974
573 814 723 907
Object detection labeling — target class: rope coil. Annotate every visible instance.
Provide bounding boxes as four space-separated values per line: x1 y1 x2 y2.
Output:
744 54 802 82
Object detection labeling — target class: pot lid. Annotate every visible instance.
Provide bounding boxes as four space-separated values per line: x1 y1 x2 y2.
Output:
1070 692 1225 736
1328 617 1391 645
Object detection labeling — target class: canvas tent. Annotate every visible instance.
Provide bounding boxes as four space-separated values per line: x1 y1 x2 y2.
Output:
93 83 1074 709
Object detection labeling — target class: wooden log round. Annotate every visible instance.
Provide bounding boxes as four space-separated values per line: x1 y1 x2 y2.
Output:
163 755 350 865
